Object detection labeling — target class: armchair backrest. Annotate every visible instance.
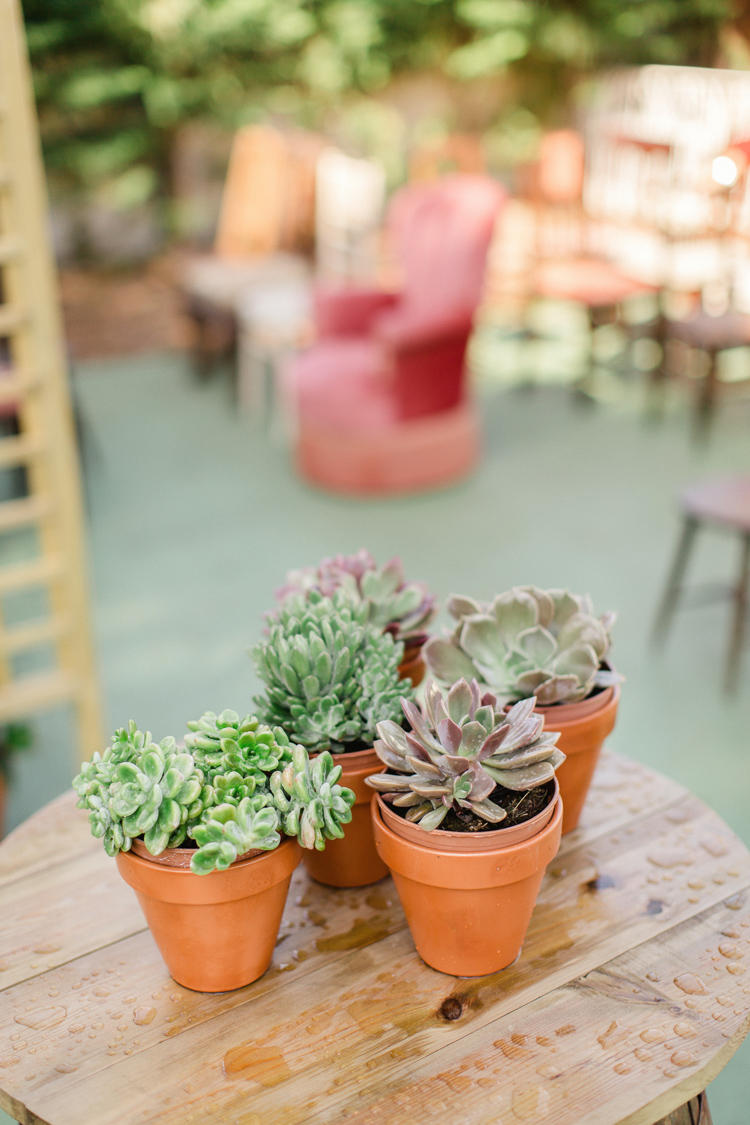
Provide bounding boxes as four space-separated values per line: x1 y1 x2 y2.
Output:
385 174 505 317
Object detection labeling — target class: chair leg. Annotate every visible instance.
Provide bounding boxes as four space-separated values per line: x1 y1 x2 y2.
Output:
693 347 719 442
651 516 699 647
653 1089 712 1124
725 531 750 695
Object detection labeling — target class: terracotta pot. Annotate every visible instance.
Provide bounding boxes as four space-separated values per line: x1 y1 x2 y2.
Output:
372 794 562 976
377 778 558 851
302 747 388 888
116 837 301 992
398 637 427 688
537 683 620 835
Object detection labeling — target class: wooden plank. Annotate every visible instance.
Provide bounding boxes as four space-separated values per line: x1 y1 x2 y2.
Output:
0 433 42 467
0 790 91 885
0 669 76 722
0 370 40 406
0 304 25 335
0 235 21 264
0 614 69 655
0 555 62 595
4 791 748 1125
0 495 48 533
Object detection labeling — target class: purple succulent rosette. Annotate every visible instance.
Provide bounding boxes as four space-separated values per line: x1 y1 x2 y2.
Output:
275 550 435 641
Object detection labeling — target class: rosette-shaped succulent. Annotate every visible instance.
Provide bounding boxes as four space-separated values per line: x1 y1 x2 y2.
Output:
190 796 281 874
425 586 618 705
367 679 564 831
74 712 356 874
254 589 413 751
276 549 435 641
270 744 356 850
73 721 207 856
185 709 294 800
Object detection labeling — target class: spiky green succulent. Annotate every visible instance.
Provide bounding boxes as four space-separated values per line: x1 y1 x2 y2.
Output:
367 678 564 830
254 589 413 751
425 586 619 705
276 550 435 640
73 712 355 874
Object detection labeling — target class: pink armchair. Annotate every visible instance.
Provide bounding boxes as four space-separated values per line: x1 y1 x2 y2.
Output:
286 175 504 493
293 174 504 423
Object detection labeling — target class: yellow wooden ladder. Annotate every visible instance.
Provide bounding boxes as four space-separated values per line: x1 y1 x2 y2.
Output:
0 0 103 761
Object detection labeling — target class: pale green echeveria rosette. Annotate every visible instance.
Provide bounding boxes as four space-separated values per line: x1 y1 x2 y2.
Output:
425 586 619 706
367 678 564 831
73 720 206 857
254 589 413 752
74 713 356 875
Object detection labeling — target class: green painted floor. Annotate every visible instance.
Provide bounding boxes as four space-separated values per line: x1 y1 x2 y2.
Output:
3 346 750 1122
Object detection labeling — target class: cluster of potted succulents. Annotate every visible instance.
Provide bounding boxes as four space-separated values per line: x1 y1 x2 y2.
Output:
74 556 622 986
424 586 621 834
73 711 355 991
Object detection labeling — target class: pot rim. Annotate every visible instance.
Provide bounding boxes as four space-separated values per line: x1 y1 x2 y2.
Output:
375 777 559 853
130 837 263 868
535 681 620 729
116 835 301 905
372 793 563 889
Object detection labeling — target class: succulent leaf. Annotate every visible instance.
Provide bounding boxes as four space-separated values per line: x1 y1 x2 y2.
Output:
254 590 412 751
368 679 564 831
425 585 619 705
275 550 436 641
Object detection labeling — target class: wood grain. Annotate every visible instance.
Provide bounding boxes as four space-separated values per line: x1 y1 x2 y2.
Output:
1 752 749 1125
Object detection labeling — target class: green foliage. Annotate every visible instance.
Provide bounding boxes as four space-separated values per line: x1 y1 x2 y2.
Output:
425 586 619 705
72 712 355 873
254 589 413 752
0 722 33 782
367 679 564 830
23 0 731 212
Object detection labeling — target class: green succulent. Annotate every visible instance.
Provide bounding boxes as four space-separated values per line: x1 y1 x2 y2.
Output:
254 589 413 752
367 678 564 830
189 797 281 875
276 550 435 640
270 743 356 849
73 712 356 874
425 586 619 705
73 721 208 857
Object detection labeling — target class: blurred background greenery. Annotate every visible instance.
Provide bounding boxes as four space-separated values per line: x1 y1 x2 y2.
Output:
24 0 743 259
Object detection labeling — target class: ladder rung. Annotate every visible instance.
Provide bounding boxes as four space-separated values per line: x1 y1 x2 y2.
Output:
0 434 41 467
0 237 22 265
0 495 48 532
0 615 69 655
0 670 76 721
0 371 40 406
0 555 62 595
0 305 26 334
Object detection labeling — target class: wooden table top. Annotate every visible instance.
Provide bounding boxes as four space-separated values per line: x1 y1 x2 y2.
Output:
2 751 750 1125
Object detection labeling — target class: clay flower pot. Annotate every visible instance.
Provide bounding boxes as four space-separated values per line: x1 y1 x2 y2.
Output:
536 683 620 835
302 747 388 888
116 837 301 992
398 635 427 688
371 792 562 976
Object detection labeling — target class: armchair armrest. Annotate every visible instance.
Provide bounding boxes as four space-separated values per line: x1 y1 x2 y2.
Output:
313 285 400 338
374 305 475 355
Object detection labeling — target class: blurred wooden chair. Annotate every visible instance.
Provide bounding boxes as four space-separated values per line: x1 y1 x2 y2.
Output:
521 130 659 391
314 149 386 284
653 476 750 693
663 142 750 438
180 125 321 378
